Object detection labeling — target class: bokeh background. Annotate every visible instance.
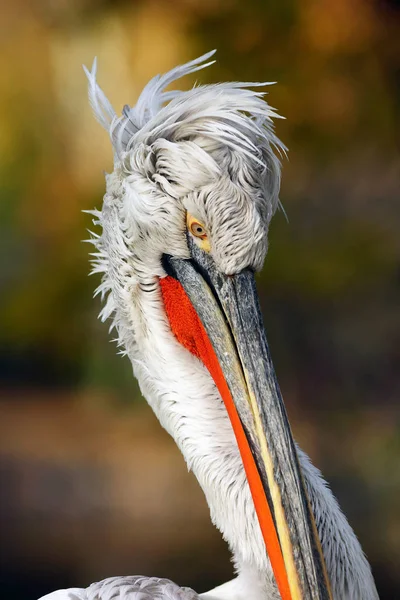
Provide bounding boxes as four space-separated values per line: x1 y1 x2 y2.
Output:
1 1 399 598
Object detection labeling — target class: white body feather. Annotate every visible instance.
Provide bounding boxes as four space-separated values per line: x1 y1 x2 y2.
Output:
40 53 379 600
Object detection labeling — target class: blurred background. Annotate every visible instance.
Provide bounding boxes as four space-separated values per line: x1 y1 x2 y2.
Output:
0 1 399 598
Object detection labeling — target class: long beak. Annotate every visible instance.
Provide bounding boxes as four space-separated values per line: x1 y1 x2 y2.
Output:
162 238 332 600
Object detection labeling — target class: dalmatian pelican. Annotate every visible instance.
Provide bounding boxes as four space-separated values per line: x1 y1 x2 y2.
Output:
40 52 379 600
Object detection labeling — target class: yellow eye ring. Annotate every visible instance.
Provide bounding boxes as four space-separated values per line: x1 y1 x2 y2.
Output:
187 213 210 252
190 221 207 239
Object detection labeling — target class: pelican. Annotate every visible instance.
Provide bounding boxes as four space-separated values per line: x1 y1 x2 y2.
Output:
40 51 379 600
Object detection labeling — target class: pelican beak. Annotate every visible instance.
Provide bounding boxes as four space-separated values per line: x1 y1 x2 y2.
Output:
162 238 332 600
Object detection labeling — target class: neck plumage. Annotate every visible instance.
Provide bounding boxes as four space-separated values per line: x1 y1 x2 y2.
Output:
125 286 379 600
94 200 378 600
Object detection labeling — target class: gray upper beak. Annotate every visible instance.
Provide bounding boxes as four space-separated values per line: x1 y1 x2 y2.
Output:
162 236 332 600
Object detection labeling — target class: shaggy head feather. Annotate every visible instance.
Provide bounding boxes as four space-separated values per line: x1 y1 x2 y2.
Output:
84 50 285 282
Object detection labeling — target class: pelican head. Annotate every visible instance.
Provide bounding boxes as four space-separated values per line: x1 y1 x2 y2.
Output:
84 51 339 600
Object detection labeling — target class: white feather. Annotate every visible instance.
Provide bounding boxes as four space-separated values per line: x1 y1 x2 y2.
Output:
46 53 381 600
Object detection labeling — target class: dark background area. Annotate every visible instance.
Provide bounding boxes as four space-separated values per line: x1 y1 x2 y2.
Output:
0 0 399 598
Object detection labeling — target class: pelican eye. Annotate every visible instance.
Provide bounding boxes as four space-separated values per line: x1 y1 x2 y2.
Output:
187 213 210 252
190 221 207 238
